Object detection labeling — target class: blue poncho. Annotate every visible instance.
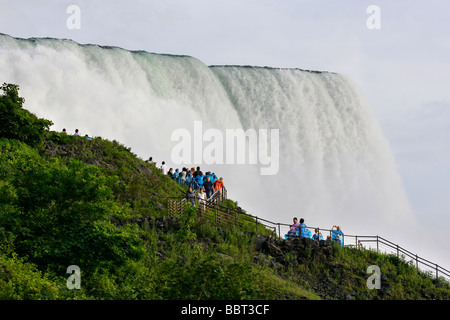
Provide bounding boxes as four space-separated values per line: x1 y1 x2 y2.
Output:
298 223 312 239
331 230 343 246
312 233 323 241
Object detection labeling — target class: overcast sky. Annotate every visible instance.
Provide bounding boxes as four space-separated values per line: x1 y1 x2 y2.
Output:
1 0 449 243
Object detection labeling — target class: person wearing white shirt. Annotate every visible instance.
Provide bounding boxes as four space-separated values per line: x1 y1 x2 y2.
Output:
198 188 206 213
160 161 168 175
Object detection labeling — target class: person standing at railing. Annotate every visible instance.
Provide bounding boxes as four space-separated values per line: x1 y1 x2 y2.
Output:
312 228 323 241
291 217 300 232
186 187 196 206
331 225 344 246
285 217 300 239
213 177 225 194
198 187 207 213
298 218 312 239
203 176 214 200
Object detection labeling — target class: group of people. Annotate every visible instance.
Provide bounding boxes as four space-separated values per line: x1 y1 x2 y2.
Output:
180 167 226 206
144 157 343 245
145 157 226 205
285 217 344 246
62 128 92 140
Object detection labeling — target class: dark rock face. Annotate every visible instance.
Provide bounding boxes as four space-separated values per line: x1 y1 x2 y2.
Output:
260 237 334 262
256 237 343 299
137 163 153 178
262 241 283 257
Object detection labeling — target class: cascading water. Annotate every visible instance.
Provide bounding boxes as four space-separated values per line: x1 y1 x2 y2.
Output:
211 66 415 235
0 33 416 241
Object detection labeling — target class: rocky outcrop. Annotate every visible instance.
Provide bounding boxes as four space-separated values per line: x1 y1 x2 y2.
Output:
257 237 334 265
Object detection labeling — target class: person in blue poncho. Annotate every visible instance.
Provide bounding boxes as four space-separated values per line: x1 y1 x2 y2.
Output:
312 228 323 241
186 171 192 184
195 171 205 188
298 218 312 239
172 168 180 183
331 225 344 246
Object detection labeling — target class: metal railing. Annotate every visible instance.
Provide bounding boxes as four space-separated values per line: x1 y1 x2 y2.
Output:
167 193 450 281
167 187 227 216
167 188 276 237
355 235 450 281
274 224 450 281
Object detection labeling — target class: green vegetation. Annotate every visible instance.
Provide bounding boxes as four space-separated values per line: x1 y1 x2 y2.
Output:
0 83 52 147
0 83 449 300
275 240 450 300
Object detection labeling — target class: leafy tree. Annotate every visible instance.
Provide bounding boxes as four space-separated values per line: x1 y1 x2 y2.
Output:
0 83 53 147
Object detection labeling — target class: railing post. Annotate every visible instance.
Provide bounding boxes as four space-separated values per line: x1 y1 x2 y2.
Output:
168 197 450 282
215 206 217 224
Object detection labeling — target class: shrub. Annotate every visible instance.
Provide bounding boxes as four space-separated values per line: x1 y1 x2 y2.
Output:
0 253 63 299
0 83 53 147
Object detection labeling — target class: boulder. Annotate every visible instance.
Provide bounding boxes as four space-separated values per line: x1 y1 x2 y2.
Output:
262 241 283 257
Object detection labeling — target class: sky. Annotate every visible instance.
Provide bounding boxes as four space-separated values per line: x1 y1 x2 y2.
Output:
1 0 449 264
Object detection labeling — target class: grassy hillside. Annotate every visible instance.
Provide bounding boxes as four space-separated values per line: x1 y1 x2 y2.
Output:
1 83 449 300
0 132 317 300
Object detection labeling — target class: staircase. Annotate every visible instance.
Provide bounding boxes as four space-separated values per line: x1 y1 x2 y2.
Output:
167 187 277 237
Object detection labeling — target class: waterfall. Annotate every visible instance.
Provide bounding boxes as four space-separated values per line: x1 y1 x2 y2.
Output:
211 66 414 234
0 33 415 238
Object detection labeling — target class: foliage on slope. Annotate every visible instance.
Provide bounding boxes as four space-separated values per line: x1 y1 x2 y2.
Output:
1 83 449 300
